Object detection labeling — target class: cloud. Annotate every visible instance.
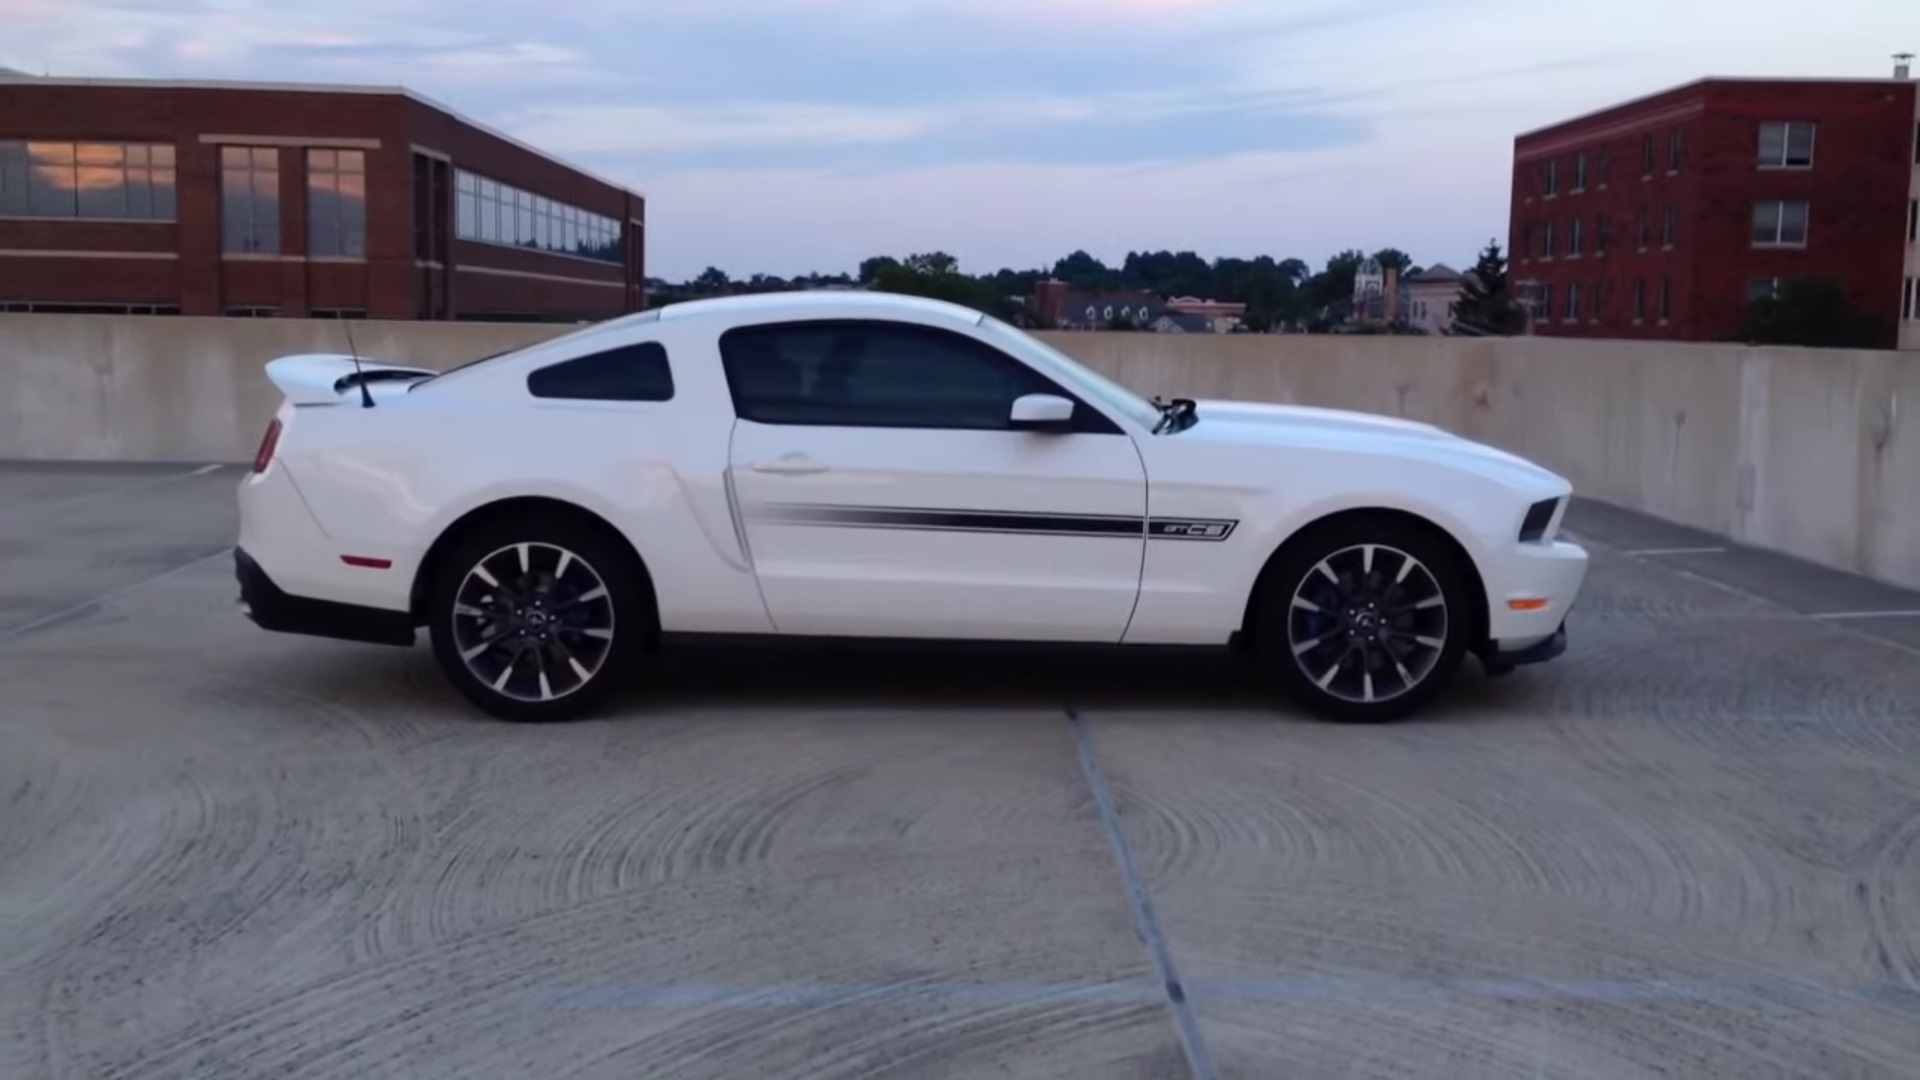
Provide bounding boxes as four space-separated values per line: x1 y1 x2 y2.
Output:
4 0 1915 281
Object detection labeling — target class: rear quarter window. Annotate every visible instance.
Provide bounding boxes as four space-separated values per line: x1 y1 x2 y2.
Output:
526 342 674 402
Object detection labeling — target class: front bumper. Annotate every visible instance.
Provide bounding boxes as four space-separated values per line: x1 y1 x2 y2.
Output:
236 548 415 647
1479 620 1567 676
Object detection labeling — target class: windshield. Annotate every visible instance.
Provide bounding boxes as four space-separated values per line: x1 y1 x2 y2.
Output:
976 315 1164 431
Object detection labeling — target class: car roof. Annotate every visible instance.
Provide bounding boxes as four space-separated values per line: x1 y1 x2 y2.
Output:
655 290 988 327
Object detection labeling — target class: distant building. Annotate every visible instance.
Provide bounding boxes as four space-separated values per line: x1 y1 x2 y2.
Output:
1405 264 1476 334
1508 68 1920 348
1163 296 1246 332
1347 259 1411 328
1148 313 1217 334
0 76 646 321
1030 280 1164 329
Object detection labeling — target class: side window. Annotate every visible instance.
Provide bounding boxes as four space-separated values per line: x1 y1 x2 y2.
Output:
720 320 1115 432
526 342 674 401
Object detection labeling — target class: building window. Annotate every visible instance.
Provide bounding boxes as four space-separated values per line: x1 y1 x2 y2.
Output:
452 168 622 264
1668 129 1685 172
1591 279 1604 322
1598 151 1611 186
1658 275 1672 321
1642 134 1656 176
1633 278 1646 320
1913 121 1919 165
224 305 280 318
1662 204 1677 247
1905 277 1917 321
1749 278 1782 303
1568 218 1584 257
0 141 177 220
1637 207 1650 249
1909 198 1917 243
1545 160 1558 196
1540 281 1553 321
456 170 477 238
221 146 281 255
1757 121 1816 168
1565 281 1581 321
1542 220 1556 258
1573 153 1587 191
1753 200 1810 247
1596 215 1611 255
306 149 366 258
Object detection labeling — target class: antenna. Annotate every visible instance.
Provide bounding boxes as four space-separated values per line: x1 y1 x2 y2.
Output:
341 318 375 409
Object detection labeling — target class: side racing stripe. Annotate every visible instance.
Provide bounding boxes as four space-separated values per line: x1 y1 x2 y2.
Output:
746 504 1238 542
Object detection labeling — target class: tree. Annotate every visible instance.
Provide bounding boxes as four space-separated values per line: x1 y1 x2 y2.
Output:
1371 248 1414 276
1452 239 1526 335
692 266 732 294
867 251 1014 318
857 256 902 284
1740 278 1884 348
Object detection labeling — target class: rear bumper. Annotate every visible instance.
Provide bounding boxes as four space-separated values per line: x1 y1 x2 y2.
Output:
236 548 415 647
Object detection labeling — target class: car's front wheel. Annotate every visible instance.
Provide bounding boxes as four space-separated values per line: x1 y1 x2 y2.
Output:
426 516 644 722
1255 517 1472 723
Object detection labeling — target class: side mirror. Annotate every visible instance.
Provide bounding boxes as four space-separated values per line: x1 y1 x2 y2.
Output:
1009 393 1075 432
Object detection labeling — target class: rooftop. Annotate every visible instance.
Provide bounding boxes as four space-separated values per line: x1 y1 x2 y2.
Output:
0 74 643 198
1515 74 1917 141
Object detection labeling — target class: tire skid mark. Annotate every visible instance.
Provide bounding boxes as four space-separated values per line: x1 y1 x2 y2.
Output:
561 985 1160 1080
1160 886 1920 1075
1862 806 1920 990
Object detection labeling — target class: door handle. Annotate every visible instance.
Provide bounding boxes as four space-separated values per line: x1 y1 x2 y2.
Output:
751 454 828 475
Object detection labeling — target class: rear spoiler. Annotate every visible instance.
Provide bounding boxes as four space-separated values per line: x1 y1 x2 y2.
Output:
264 354 437 406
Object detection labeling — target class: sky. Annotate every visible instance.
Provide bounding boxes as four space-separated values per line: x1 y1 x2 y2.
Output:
2 0 1911 280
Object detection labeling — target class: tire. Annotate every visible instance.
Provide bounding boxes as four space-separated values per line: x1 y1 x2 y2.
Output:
1253 516 1473 723
426 514 647 722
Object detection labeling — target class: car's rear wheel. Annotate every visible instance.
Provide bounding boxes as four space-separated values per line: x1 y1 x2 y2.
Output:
1254 518 1471 723
426 516 644 722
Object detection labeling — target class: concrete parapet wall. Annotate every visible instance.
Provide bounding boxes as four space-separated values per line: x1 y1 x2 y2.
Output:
2 314 1914 590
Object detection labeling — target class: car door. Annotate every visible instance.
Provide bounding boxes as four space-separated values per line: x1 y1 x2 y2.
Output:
723 317 1148 642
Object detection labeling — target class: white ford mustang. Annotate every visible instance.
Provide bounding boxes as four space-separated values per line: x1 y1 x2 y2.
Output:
237 291 1587 723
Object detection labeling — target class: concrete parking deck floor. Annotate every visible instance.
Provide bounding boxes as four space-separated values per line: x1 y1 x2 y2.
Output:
2 460 1919 1080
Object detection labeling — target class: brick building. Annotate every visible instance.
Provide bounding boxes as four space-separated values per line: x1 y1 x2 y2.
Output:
1509 74 1920 349
1030 281 1165 329
0 76 645 321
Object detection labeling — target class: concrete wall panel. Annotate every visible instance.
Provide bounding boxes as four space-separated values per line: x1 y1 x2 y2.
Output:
1 314 1914 590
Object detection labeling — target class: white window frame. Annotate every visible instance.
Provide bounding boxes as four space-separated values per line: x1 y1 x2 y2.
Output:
1752 200 1810 248
1757 121 1816 169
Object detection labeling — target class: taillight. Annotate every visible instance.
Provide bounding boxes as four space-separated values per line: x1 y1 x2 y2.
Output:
252 418 282 474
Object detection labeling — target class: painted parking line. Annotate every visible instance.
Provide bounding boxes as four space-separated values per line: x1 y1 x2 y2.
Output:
1069 707 1218 1080
0 462 226 518
1811 609 1920 621
0 546 234 643
1623 546 1728 557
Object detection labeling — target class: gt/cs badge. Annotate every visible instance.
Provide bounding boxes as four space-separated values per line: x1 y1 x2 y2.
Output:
1150 519 1237 541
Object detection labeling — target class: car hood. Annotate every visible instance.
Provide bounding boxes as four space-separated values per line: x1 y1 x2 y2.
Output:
1185 399 1565 485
